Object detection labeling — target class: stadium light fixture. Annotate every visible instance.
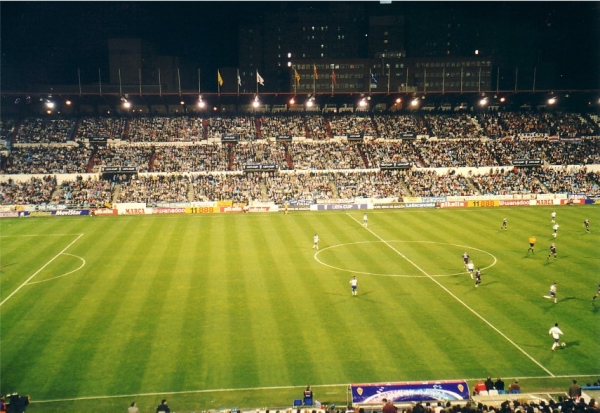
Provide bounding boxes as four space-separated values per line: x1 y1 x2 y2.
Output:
306 100 314 108
479 97 488 106
359 98 368 107
198 96 206 108
45 101 55 109
65 100 72 106
289 97 295 105
548 97 557 105
410 99 419 107
395 98 402 104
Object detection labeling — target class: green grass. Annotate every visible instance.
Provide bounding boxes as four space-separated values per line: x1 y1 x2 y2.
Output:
1 206 599 412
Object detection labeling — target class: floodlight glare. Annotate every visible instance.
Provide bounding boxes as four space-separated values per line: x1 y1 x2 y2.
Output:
253 100 260 108
411 99 419 107
123 101 131 109
289 98 295 105
548 97 557 105
45 101 55 109
306 100 314 108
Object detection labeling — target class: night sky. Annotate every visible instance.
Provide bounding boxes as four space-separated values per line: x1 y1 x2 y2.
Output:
1 1 599 90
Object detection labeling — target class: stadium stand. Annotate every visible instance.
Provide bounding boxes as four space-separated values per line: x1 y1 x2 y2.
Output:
1 111 600 205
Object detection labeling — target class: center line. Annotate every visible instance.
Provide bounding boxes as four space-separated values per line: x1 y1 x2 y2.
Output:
347 213 554 377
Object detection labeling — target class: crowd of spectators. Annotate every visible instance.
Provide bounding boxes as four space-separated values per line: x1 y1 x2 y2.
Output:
233 142 289 170
2 112 599 205
404 170 477 197
471 168 547 195
305 115 330 140
205 116 257 141
1 146 91 174
374 114 429 138
258 115 305 138
92 145 154 172
288 142 365 169
14 118 76 144
191 173 263 203
76 117 127 141
0 176 55 205
117 174 192 204
54 175 114 207
152 144 230 172
125 117 204 142
263 172 334 203
423 113 483 139
329 115 376 136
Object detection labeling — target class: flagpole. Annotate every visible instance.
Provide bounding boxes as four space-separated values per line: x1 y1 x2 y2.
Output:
198 69 201 94
256 71 259 94
218 69 220 95
442 67 445 94
331 69 334 94
294 69 297 95
78 68 82 96
387 67 390 93
237 68 240 95
158 69 162 97
313 63 316 95
478 66 482 92
99 68 102 95
119 68 122 96
369 68 372 93
139 68 142 96
178 68 181 96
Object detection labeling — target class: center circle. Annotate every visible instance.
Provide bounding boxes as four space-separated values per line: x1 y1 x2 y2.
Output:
314 240 497 277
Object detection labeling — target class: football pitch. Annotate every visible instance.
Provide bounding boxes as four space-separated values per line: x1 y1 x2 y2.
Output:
1 206 599 412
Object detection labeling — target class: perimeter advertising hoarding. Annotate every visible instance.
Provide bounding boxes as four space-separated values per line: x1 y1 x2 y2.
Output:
351 380 470 404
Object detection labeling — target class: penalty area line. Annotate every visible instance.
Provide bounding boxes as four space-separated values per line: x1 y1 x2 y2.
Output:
346 213 555 377
0 233 84 307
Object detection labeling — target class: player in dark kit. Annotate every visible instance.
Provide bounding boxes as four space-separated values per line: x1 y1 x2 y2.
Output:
462 252 469 269
474 268 482 288
501 217 507 230
547 243 557 261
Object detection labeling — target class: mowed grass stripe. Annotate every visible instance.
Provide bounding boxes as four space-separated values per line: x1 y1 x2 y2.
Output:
347 213 555 377
1 208 598 410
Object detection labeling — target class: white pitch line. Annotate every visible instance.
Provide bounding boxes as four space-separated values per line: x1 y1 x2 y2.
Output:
346 213 555 377
0 234 84 307
29 373 595 404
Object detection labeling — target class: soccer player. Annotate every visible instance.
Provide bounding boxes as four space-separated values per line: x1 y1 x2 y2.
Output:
467 260 475 278
474 268 481 288
548 322 563 351
312 233 319 250
527 235 536 254
501 217 507 230
349 276 358 296
551 211 556 223
547 243 557 261
552 223 560 238
462 252 470 269
544 282 558 304
363 213 368 228
592 283 600 303
584 219 590 233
